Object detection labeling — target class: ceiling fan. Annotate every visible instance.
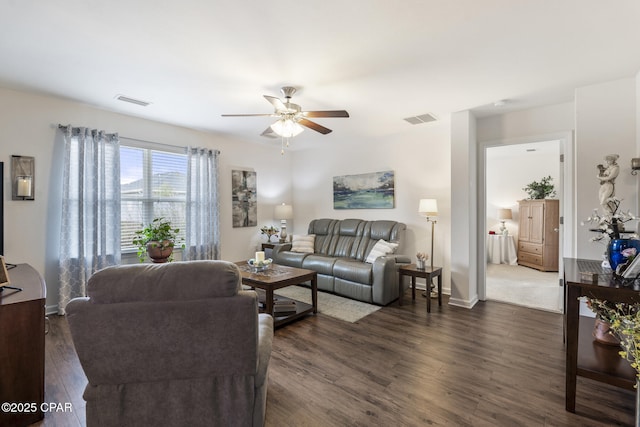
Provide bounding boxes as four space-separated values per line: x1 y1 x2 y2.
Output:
221 86 349 138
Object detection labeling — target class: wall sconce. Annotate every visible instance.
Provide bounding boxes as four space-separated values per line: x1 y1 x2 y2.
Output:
632 158 640 175
11 155 35 201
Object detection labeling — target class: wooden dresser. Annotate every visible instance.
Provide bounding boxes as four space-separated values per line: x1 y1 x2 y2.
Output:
517 199 559 272
0 264 46 427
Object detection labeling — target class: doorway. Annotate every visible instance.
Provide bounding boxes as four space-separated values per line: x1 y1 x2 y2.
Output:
481 138 567 313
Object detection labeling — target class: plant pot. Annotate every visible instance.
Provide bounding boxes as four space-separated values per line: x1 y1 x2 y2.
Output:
146 240 174 263
592 318 621 346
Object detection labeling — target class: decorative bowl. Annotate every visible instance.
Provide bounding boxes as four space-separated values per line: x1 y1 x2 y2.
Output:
248 258 272 272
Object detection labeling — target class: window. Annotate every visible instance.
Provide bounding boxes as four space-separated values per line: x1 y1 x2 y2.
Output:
120 139 188 253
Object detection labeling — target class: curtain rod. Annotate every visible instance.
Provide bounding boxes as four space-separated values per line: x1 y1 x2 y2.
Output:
58 125 219 154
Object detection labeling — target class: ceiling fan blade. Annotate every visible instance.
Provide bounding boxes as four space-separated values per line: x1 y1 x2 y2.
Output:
298 118 332 134
264 95 287 112
302 110 350 118
260 127 278 138
221 113 274 117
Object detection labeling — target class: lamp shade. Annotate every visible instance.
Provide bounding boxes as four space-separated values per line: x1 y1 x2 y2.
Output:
418 199 438 216
270 119 304 138
497 208 512 220
274 203 293 220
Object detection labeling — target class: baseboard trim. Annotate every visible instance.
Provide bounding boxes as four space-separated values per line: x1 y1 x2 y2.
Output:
448 295 479 309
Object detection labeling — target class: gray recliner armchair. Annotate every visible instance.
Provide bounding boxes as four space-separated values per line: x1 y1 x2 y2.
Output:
66 260 274 427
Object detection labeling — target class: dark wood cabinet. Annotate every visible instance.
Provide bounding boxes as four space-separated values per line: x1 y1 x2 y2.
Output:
0 264 46 426
564 258 640 413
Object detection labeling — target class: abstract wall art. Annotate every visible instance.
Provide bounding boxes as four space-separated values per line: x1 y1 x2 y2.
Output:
333 170 395 209
232 169 257 227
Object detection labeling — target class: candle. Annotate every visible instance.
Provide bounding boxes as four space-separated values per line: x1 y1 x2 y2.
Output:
255 251 265 262
17 177 32 197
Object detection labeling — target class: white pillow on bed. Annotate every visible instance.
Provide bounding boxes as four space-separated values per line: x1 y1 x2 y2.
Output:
291 234 315 253
365 239 398 263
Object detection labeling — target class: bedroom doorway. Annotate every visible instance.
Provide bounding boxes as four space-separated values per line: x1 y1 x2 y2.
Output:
483 139 565 313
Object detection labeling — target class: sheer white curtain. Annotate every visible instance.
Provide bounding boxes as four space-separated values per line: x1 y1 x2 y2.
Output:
58 125 121 314
184 147 220 260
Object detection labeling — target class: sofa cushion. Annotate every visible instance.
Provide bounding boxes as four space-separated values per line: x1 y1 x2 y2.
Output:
365 239 399 263
301 255 339 275
307 219 340 254
333 259 373 285
87 260 241 304
331 219 365 258
291 234 315 253
274 250 309 268
355 220 405 261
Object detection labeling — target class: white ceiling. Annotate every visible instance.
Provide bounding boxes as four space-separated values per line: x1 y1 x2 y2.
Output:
1 1 639 150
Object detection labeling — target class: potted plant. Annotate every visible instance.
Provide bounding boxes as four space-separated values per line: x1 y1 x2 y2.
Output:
522 176 556 199
133 217 184 263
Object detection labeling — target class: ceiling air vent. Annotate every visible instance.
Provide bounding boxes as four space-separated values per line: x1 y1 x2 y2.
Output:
116 95 151 107
404 113 437 125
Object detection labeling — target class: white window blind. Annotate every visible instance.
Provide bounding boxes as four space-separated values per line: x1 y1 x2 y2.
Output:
120 139 187 253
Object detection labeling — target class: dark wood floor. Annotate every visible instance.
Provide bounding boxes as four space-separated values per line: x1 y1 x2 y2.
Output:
34 291 635 426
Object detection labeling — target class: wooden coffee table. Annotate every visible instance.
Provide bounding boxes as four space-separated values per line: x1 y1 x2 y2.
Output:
235 261 317 327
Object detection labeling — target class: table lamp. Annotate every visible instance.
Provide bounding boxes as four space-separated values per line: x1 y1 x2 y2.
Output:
497 208 512 235
274 203 293 243
419 198 438 298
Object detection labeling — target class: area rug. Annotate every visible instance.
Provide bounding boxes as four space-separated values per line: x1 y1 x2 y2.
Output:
273 286 381 323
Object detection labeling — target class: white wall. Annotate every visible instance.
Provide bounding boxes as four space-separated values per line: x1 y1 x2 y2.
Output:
477 102 575 142
290 120 452 293
450 110 477 307
575 78 637 260
469 78 637 305
0 86 291 312
4 75 637 313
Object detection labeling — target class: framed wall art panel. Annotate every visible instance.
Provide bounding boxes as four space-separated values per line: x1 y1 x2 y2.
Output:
333 170 395 209
232 170 257 227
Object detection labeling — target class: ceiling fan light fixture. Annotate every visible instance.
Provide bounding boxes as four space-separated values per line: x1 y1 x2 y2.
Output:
270 118 304 138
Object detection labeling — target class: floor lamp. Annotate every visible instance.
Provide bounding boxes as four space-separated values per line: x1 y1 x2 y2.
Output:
419 198 438 298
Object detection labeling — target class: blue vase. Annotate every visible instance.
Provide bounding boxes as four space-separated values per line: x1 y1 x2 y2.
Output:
608 239 640 272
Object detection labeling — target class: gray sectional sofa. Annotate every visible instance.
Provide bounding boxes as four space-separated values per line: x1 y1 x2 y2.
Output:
272 218 410 305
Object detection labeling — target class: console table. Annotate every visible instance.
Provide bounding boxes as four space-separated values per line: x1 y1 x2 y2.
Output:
564 258 640 415
0 264 46 427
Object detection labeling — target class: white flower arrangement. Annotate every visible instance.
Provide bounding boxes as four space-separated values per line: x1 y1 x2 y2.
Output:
581 198 638 242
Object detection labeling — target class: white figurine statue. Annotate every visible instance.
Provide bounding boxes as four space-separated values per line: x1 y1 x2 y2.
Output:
597 154 619 216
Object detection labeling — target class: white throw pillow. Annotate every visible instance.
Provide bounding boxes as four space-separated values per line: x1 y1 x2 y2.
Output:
291 234 315 253
365 239 399 263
